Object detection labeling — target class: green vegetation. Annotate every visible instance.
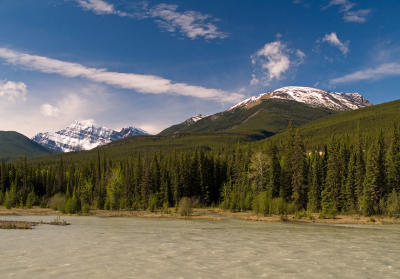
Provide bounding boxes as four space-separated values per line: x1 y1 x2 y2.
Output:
178 197 193 216
0 131 52 162
1 122 399 218
1 99 400 219
266 99 400 147
160 99 334 138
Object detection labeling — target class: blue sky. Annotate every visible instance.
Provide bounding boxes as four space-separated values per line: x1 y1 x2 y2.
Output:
0 0 399 136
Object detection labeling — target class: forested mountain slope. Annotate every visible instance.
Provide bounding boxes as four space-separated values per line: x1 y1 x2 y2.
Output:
160 99 334 138
0 131 52 161
264 99 400 147
160 86 371 137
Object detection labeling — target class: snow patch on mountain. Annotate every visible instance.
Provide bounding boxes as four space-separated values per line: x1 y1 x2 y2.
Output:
229 86 371 111
185 114 209 125
32 120 148 153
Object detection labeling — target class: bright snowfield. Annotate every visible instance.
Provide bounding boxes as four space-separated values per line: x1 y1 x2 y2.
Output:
229 86 371 111
32 120 147 153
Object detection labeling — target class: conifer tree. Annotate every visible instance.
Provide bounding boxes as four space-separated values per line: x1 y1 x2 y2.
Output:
307 153 320 212
321 138 341 216
291 129 307 209
140 161 152 208
281 121 296 200
354 125 365 210
344 150 357 212
386 124 400 193
268 144 281 198
362 136 385 216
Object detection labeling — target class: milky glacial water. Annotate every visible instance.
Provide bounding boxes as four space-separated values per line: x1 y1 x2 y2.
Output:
0 215 399 279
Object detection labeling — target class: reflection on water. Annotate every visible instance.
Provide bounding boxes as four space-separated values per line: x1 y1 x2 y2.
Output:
0 215 399 279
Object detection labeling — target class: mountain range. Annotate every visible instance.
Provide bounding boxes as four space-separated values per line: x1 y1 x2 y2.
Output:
228 86 371 111
1 86 375 160
160 86 371 137
32 120 148 153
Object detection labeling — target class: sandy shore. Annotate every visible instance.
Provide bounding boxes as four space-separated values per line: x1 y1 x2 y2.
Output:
1 206 399 225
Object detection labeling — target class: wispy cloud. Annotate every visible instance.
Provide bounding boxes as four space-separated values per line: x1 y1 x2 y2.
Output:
40 103 60 117
342 9 371 23
326 0 371 23
70 1 226 40
0 80 27 102
0 48 242 103
40 90 102 119
148 4 227 40
73 0 128 16
250 40 305 85
330 63 400 84
321 32 349 55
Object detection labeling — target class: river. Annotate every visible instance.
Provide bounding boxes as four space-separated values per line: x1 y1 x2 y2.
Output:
0 215 399 278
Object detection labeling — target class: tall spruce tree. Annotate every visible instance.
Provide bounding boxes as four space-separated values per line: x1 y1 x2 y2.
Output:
281 121 296 200
344 150 357 212
321 138 341 216
307 153 321 212
386 124 400 193
268 144 281 198
291 129 307 210
362 135 385 216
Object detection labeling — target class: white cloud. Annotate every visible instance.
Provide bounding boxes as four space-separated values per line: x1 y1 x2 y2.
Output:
70 1 226 40
250 41 305 85
149 4 227 40
321 32 349 55
135 123 163 135
0 47 243 103
342 9 371 23
40 104 60 117
295 50 306 64
40 91 99 119
327 0 370 23
73 0 128 16
0 80 27 102
330 63 400 84
0 84 114 137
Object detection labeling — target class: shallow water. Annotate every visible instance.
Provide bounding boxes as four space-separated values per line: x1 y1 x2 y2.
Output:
0 215 399 279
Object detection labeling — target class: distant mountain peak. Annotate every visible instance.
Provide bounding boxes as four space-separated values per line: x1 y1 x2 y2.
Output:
33 121 148 153
229 86 371 111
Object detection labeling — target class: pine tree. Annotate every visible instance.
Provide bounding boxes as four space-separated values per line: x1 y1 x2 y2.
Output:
281 121 296 200
140 162 152 208
307 153 320 212
362 136 385 216
344 150 357 212
291 129 307 210
321 139 341 217
354 125 365 210
386 124 400 193
268 144 281 198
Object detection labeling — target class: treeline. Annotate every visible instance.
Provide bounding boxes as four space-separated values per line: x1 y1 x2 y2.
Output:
222 123 400 217
0 150 229 213
1 123 400 217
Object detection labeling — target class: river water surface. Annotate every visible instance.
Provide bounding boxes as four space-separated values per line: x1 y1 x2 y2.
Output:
0 215 399 278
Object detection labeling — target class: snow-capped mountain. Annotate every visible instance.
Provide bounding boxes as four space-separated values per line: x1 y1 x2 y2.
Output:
185 114 209 125
32 120 148 153
229 86 371 111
